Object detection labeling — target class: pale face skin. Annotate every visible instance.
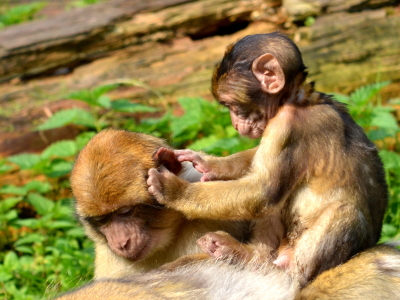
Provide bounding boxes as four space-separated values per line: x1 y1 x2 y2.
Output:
219 94 268 139
216 52 285 140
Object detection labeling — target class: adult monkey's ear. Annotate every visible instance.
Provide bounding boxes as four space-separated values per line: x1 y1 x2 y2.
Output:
153 147 182 175
252 53 285 94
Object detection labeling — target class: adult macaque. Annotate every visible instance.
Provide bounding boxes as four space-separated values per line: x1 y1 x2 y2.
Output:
54 259 295 300
147 32 388 287
70 129 250 279
54 245 400 300
297 244 400 299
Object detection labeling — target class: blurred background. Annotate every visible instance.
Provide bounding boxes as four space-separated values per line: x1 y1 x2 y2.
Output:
0 0 399 299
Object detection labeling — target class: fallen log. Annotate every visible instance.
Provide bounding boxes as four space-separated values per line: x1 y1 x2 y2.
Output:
0 0 272 83
299 9 400 97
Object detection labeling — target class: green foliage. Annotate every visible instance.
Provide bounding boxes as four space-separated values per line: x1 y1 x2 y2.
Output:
7 140 79 178
333 81 395 140
37 108 97 131
0 159 12 175
0 2 47 28
0 135 94 299
0 191 93 300
37 84 158 132
0 136 86 300
132 97 258 155
334 81 400 241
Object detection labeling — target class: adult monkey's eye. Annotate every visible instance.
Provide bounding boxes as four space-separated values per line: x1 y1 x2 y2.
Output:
91 215 108 224
116 206 134 216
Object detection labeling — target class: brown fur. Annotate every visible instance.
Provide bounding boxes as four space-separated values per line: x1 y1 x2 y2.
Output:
298 244 400 299
54 245 400 300
147 32 388 287
54 255 297 300
70 129 249 279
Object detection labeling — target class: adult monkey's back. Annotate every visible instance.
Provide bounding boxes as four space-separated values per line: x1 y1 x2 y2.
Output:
147 32 388 287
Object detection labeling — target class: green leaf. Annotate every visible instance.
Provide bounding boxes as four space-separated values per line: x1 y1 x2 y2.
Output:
349 81 391 105
47 221 76 229
67 84 119 106
24 180 52 193
203 137 242 154
14 218 40 228
37 109 79 130
18 255 34 267
0 197 22 212
370 111 399 130
52 199 74 219
111 99 158 113
137 112 172 136
75 131 96 150
367 129 395 141
189 135 220 151
41 140 78 159
26 193 55 215
14 233 45 246
0 161 12 174
372 106 396 113
0 210 18 221
67 90 93 104
0 185 27 195
44 160 73 178
91 84 119 99
96 95 111 109
3 251 19 269
379 150 400 170
332 93 350 104
36 108 97 130
15 246 34 254
0 268 13 282
171 98 206 138
197 135 257 155
380 223 399 242
226 126 238 138
66 227 86 238
72 109 98 128
7 153 42 170
170 97 229 142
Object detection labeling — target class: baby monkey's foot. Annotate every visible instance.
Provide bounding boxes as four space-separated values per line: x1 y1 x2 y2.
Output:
197 231 248 263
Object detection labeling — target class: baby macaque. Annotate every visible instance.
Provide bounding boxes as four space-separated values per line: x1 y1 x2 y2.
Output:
147 32 388 287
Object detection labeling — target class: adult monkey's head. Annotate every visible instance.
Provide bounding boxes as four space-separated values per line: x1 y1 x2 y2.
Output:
212 32 308 139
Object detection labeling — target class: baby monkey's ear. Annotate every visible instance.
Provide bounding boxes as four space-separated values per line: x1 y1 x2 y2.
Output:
252 53 285 94
153 147 182 175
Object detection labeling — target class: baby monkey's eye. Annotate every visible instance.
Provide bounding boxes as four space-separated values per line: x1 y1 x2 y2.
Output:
218 101 231 109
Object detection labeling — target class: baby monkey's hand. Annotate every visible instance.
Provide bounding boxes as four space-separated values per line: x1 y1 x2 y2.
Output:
174 149 218 182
